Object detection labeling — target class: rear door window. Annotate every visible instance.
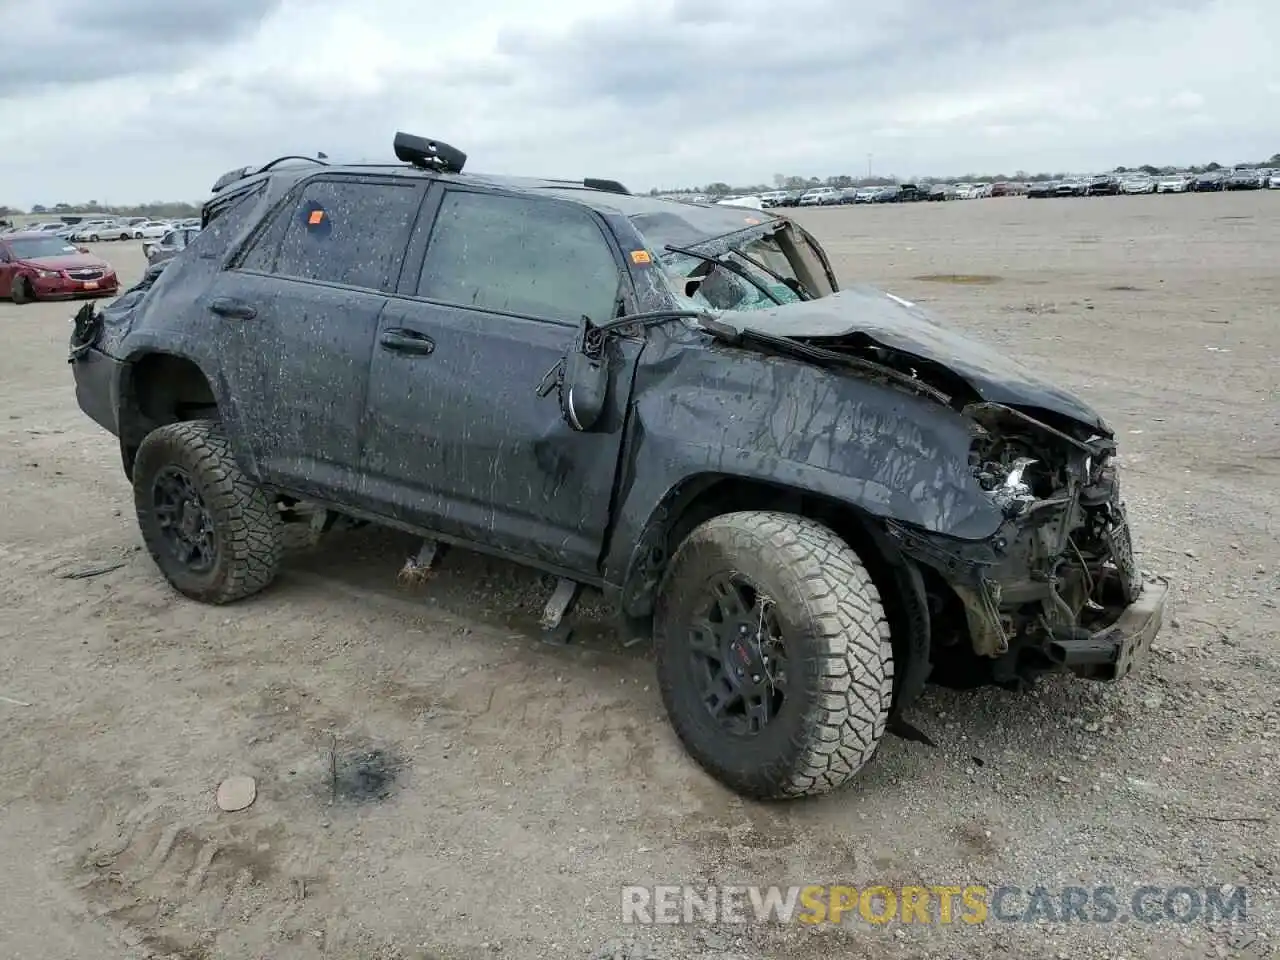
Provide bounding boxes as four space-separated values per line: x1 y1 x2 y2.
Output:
239 178 423 292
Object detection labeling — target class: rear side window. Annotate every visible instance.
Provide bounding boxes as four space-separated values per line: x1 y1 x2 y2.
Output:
246 179 421 292
196 180 266 259
417 190 621 323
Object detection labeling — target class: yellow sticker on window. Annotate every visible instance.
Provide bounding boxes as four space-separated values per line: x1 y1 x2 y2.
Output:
630 250 652 264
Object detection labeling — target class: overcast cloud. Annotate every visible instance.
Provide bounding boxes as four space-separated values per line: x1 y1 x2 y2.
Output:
1 0 1277 208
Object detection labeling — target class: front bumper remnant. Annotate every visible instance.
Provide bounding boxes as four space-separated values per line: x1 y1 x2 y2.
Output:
1044 577 1169 681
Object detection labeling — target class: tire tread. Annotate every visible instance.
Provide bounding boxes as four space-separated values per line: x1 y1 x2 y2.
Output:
656 510 894 800
132 419 280 604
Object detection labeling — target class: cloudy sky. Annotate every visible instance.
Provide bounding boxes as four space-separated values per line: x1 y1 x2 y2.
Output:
2 0 1277 208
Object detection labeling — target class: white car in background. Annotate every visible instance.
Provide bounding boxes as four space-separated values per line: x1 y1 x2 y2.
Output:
1156 175 1192 193
69 219 124 242
798 187 840 206
1121 175 1157 194
715 195 765 210
132 221 172 239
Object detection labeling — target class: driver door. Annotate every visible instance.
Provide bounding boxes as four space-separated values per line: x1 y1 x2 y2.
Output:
360 185 642 576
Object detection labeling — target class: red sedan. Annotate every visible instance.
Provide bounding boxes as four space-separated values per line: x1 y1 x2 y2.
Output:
0 232 119 303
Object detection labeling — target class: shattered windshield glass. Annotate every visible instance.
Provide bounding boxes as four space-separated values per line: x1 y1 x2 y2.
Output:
659 234 806 312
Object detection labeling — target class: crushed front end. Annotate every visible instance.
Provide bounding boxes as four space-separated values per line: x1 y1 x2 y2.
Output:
886 401 1168 687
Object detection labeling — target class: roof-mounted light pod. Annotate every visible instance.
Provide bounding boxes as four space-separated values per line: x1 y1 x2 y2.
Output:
394 132 467 174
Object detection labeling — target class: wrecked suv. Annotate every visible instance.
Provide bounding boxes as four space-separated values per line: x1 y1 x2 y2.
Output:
69 133 1167 801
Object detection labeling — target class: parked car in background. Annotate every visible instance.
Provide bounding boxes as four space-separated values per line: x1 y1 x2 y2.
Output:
758 191 789 208
989 181 1016 197
1086 175 1121 196
0 232 119 303
1156 175 1192 193
1121 175 1157 195
1193 172 1225 192
1225 169 1264 190
798 187 841 206
1056 179 1089 197
927 183 956 200
1269 173 1280 189
1026 181 1057 198
715 195 765 210
70 219 123 242
132 221 172 239
143 226 201 265
873 185 903 202
853 187 880 203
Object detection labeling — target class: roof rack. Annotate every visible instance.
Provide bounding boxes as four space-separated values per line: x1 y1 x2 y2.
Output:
257 155 329 173
394 131 466 174
210 165 253 193
210 154 329 193
544 177 631 196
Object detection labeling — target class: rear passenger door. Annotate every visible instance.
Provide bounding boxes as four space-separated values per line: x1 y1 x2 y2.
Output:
209 175 427 500
361 186 642 575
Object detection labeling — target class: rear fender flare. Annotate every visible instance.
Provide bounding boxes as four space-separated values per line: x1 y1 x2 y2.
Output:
117 347 261 481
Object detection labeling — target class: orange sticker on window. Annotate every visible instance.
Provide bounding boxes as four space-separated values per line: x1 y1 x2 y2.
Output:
308 210 325 225
630 250 652 264
744 217 761 224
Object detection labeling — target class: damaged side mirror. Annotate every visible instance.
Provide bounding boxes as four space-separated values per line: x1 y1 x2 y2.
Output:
538 314 610 432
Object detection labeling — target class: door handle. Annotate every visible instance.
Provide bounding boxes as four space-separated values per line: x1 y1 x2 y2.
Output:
379 329 435 356
208 297 257 320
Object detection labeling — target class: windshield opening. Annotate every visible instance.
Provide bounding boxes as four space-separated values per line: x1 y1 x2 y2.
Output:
657 228 834 313
8 237 80 259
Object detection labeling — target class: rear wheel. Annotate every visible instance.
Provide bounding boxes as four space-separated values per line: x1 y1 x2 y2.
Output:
133 419 281 604
654 511 894 800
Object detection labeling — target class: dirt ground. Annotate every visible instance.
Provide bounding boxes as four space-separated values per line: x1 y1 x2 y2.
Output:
1 192 1277 960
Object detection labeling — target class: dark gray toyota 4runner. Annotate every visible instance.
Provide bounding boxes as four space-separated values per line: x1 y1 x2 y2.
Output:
69 133 1167 801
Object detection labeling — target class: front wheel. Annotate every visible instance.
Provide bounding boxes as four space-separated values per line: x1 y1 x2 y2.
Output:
89 234 100 242
133 419 282 603
654 512 894 800
10 276 33 303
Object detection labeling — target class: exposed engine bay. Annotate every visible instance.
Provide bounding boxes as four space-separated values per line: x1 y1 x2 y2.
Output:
885 400 1149 688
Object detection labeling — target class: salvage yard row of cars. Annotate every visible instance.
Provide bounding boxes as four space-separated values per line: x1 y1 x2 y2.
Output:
0 217 202 303
1 214 201 242
710 167 1280 207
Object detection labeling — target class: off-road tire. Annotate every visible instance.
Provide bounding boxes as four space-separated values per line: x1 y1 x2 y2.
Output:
654 511 894 800
11 276 32 303
133 419 281 604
